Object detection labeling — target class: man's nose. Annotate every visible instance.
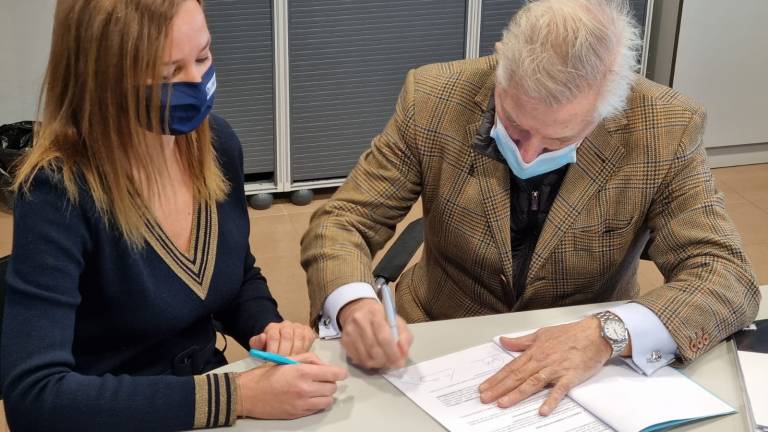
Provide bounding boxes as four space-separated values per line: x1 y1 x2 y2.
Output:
515 139 544 164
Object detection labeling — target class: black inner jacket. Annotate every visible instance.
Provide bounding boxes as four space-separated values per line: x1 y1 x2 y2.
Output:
509 165 568 298
471 94 569 300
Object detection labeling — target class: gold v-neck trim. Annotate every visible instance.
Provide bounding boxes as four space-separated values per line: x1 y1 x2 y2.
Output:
144 200 219 300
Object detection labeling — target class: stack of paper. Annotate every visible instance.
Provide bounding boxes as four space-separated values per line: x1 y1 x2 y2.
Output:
385 342 610 432
734 320 768 430
385 329 734 432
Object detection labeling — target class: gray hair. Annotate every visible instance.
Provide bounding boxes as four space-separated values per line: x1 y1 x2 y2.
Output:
495 0 642 120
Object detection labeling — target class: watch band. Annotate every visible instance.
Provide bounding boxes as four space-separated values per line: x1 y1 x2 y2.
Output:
595 311 629 358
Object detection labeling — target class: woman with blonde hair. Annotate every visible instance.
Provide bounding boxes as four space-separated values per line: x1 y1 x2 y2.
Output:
1 0 346 429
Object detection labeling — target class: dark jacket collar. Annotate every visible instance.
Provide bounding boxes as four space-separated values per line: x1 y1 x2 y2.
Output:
471 92 505 162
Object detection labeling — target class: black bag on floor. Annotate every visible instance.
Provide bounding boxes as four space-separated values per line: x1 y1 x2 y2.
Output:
0 121 35 212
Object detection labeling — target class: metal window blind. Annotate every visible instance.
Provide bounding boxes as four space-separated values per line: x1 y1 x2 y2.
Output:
479 0 649 56
478 0 525 56
287 0 467 182
629 0 649 38
205 0 276 176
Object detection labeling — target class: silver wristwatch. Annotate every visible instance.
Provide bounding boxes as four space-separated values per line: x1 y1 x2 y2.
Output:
594 311 629 358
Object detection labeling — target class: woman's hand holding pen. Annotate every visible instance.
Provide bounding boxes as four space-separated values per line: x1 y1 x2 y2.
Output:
235 352 348 419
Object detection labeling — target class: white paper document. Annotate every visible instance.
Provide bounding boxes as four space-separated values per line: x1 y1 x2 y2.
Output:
385 327 735 432
208 356 264 374
384 343 610 432
494 330 734 432
569 359 734 431
737 350 768 427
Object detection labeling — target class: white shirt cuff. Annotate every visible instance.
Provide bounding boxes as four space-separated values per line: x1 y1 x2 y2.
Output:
609 303 679 376
318 282 378 339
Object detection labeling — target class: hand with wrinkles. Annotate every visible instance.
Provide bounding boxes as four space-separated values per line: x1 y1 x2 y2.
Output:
478 317 629 415
338 298 414 369
249 320 317 356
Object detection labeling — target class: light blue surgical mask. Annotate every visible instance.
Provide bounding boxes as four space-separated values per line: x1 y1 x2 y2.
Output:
490 115 579 179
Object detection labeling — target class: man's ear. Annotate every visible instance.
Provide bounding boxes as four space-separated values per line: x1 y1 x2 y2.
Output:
495 41 503 53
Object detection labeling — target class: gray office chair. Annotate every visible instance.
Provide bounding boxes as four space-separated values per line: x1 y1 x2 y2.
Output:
373 219 424 287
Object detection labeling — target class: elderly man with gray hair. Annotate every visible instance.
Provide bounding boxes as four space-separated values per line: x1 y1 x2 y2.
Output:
301 0 760 415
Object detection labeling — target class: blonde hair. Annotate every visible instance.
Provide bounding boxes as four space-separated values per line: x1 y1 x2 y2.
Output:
13 0 228 248
495 0 642 120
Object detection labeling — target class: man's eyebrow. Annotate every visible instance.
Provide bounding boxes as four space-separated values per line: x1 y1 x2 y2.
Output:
502 108 579 142
551 133 579 142
499 106 519 126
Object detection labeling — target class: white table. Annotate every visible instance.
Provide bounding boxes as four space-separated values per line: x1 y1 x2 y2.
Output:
211 286 767 431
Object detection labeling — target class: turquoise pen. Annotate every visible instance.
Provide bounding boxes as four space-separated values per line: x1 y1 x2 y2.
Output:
249 349 299 365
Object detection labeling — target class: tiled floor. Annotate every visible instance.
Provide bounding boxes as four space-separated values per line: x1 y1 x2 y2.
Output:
0 164 766 391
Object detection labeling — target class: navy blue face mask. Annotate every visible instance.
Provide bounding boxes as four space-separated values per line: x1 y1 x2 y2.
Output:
152 65 217 136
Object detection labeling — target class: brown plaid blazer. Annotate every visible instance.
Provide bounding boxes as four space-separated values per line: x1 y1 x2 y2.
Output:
300 56 760 363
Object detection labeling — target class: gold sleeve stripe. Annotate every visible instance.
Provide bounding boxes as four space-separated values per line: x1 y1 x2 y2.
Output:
192 375 210 428
223 373 236 425
211 374 220 426
193 373 237 428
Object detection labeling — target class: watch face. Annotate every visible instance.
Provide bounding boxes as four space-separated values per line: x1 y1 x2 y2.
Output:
604 319 626 341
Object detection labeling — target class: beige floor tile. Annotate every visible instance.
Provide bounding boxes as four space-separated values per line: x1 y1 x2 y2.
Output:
247 203 287 218
0 212 11 257
248 213 303 259
725 201 768 246
712 177 749 205
0 402 7 432
281 193 333 215
637 260 664 295
218 334 249 364
0 211 11 224
742 190 768 214
0 212 12 246
743 243 768 286
254 253 311 325
713 164 768 195
287 211 314 234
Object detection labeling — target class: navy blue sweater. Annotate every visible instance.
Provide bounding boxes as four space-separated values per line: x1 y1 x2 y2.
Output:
1 115 282 431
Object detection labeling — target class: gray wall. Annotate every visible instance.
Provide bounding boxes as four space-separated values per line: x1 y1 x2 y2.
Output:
672 0 768 166
0 0 56 124
645 0 680 86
